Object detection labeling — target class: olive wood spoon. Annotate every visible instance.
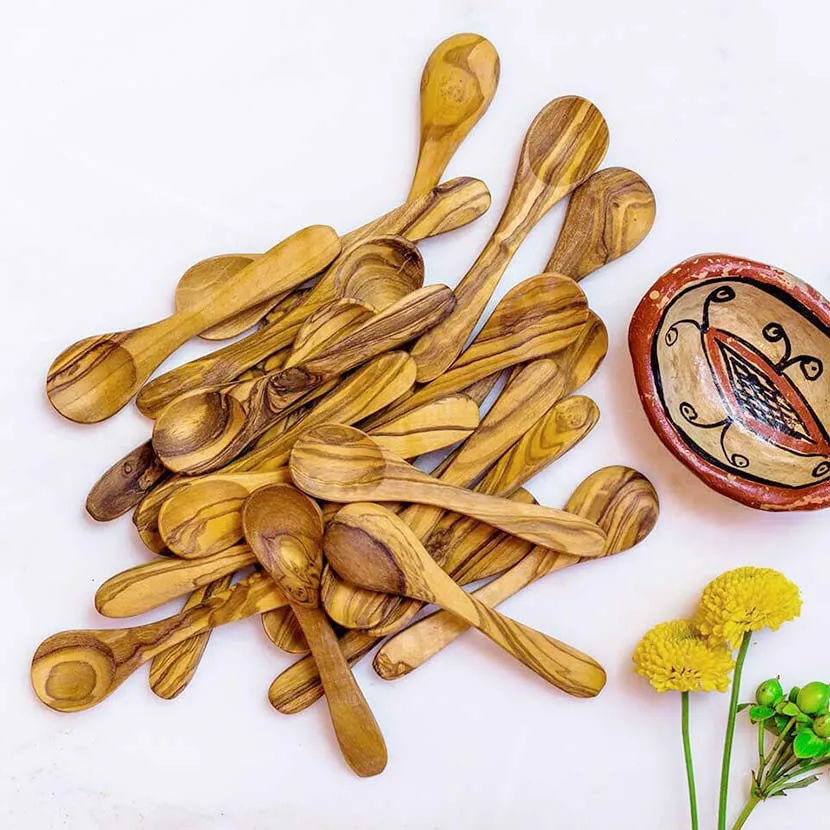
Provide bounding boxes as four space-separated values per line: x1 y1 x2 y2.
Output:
320 358 579 630
147 572 234 699
133 352 416 552
46 224 341 423
326 503 606 697
411 96 609 381
157 393 481 560
137 235 423 419
244 486 387 777
31 571 288 713
364 272 589 430
408 33 499 199
134 175 486 417
261 606 310 654
152 284 455 474
290 424 606 555
545 167 656 280
374 466 659 678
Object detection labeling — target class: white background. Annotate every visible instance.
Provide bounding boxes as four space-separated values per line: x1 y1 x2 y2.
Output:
2 2 828 828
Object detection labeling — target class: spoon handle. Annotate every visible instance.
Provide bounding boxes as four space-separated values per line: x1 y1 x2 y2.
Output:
291 605 387 777
374 547 577 679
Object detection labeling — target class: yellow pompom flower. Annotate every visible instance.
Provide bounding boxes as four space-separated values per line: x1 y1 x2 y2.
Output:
695 567 802 650
633 620 735 693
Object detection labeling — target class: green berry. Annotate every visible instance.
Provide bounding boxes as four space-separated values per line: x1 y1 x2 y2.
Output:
756 678 784 707
789 686 801 703
814 714 830 739
797 682 830 715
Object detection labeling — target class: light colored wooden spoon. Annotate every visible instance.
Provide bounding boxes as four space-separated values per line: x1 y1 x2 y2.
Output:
152 285 455 474
374 466 659 679
411 96 609 381
261 607 310 654
136 234 423 419
408 33 499 199
365 272 589 430
325 503 606 697
133 352 416 553
546 167 656 280
156 392 480 560
291 424 605 555
244 485 387 777
31 571 287 713
46 225 341 423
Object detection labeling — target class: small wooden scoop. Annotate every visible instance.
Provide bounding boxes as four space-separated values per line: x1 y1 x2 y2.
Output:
374 466 659 678
409 33 499 199
46 225 341 423
365 272 589 430
291 424 605 555
411 96 609 381
325 503 606 698
136 234 424 419
244 485 387 777
152 284 456 474
31 571 287 712
546 167 656 280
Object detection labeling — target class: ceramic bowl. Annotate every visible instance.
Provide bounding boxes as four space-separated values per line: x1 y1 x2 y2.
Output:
629 253 830 510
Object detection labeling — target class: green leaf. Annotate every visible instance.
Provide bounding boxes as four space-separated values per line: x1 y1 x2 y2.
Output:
737 702 752 713
793 730 825 759
780 775 820 792
778 701 802 717
749 705 775 722
774 714 791 733
820 739 830 759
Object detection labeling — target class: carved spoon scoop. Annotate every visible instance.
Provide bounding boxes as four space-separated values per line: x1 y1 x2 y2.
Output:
325 503 606 698
290 424 606 556
243 485 387 777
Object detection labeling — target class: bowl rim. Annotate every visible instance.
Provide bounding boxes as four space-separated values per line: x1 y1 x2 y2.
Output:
629 252 830 511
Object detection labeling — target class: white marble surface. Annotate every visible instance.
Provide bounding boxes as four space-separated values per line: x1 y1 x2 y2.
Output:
2 2 828 827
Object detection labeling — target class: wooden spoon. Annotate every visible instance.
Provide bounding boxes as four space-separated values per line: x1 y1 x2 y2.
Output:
325 503 606 698
244 485 387 777
365 273 589 430
152 284 455 474
408 33 499 199
136 234 423 419
134 352 417 553
290 424 605 555
545 167 656 280
411 96 609 381
46 225 341 423
374 466 659 679
156 393 480 560
31 571 288 713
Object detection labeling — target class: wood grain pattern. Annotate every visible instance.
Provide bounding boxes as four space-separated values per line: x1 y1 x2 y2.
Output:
46 225 341 423
157 392 477 559
325 503 606 697
174 253 281 341
95 543 258 618
243 485 387 777
410 96 609 381
408 33 499 199
152 285 455 474
147 573 234 699
374 467 659 678
31 571 287 712
133 353 416 552
545 167 656 280
261 606 309 654
291 424 606 555
135 181 483 418
268 490 537 714
364 273 589 430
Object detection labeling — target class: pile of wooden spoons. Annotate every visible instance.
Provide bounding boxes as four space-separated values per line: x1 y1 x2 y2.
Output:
33 34 660 777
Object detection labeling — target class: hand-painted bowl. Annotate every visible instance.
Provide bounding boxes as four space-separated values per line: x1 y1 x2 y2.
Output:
629 254 830 510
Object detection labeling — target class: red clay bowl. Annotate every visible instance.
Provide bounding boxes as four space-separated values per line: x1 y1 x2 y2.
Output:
629 253 830 511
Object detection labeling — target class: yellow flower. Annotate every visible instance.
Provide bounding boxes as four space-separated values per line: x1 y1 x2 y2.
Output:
633 620 735 693
695 567 802 649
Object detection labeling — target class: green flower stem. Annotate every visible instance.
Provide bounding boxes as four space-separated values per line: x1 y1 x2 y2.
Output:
731 793 761 830
764 760 829 797
681 692 699 830
755 720 766 781
719 631 752 830
764 719 796 781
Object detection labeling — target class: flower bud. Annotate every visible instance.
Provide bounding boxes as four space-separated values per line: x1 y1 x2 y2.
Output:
756 678 783 707
797 682 830 715
814 714 830 738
